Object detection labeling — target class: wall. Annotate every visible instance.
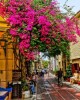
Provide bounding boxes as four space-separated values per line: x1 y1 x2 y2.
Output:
70 12 80 68
70 35 80 60
0 16 14 88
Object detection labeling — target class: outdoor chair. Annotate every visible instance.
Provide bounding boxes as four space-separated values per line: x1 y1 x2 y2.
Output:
70 72 79 84
0 87 12 100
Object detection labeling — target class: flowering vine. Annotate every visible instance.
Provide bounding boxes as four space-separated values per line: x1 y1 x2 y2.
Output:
0 0 80 60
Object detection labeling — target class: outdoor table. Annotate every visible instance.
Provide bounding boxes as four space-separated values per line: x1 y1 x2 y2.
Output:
0 91 8 100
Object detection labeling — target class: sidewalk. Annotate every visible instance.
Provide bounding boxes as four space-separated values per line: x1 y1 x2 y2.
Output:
64 81 80 91
48 73 80 91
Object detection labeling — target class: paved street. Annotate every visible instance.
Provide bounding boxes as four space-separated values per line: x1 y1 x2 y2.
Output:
37 74 80 100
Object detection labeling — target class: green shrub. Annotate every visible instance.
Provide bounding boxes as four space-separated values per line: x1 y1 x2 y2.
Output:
65 64 72 78
21 79 29 91
22 85 29 91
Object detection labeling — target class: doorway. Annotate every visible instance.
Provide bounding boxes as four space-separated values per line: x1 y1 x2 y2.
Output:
72 63 79 73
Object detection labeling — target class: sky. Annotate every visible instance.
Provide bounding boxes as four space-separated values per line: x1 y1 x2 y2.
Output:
57 0 80 13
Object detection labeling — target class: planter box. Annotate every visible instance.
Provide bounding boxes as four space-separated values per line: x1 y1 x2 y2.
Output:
22 90 30 99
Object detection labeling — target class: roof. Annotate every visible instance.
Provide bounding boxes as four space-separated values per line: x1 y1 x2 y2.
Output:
71 11 80 19
74 11 80 18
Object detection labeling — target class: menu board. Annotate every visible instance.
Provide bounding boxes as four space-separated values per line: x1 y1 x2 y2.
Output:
12 70 21 81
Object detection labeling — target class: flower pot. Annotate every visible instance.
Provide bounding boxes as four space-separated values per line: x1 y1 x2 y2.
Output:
22 90 30 99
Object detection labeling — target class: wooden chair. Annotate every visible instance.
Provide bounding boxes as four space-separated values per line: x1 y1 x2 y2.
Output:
70 72 79 84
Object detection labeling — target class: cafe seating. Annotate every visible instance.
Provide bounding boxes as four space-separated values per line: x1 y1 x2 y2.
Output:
0 87 12 100
70 72 79 84
70 71 80 84
0 90 8 100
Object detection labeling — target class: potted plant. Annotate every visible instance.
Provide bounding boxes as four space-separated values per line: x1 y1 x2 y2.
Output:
21 80 30 99
65 64 72 82
23 85 29 91
22 85 30 99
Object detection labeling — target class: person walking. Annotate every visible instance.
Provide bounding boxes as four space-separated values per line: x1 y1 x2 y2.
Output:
29 74 36 94
41 69 45 77
57 68 63 85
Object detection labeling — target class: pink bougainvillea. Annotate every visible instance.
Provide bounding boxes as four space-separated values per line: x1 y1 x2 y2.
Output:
0 2 6 17
0 0 80 60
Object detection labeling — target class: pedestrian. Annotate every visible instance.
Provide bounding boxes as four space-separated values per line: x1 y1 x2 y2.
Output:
32 73 36 86
35 69 38 75
30 82 35 94
57 68 63 85
29 74 36 94
41 69 45 77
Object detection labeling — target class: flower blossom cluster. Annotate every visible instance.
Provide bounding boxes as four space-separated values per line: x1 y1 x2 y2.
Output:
0 0 80 60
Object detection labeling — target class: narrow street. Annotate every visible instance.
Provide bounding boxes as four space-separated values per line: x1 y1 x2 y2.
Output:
37 74 80 100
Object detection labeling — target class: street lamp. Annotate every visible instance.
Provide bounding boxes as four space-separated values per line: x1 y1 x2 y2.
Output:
0 39 7 56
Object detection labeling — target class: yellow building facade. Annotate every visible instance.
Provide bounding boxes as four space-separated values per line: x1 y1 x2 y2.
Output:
0 16 20 88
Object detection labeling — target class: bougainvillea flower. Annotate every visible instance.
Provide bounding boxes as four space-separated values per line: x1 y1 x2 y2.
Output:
0 0 80 60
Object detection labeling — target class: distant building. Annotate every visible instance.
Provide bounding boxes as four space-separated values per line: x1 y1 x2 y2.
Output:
49 56 59 71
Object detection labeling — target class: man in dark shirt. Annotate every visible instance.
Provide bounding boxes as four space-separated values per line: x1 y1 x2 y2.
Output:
57 68 63 85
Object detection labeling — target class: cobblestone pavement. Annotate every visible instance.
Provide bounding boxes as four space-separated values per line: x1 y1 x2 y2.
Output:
37 74 80 100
